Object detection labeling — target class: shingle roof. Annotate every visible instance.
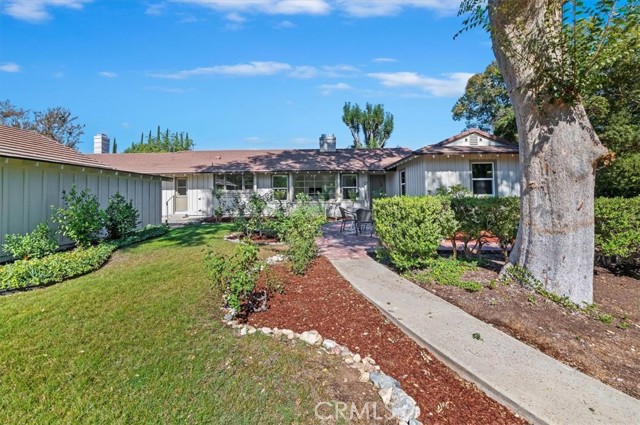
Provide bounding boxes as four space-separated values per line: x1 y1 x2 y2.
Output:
414 128 518 155
0 125 114 170
90 147 412 174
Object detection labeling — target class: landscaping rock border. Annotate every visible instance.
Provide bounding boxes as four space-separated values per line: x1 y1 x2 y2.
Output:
224 318 422 425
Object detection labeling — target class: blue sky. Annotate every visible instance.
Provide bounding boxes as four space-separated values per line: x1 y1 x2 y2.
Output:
0 0 494 153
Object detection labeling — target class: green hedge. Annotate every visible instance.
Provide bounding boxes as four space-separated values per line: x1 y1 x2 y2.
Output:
373 196 455 271
0 225 169 291
594 197 640 263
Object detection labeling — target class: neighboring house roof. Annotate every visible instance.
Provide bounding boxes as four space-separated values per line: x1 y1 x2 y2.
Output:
91 148 413 174
385 128 518 170
0 125 114 170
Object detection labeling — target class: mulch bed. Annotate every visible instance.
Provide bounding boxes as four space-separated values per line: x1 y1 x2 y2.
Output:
248 256 526 424
409 261 640 400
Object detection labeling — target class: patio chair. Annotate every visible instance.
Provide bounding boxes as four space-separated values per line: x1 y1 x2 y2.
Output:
355 208 374 236
339 207 356 233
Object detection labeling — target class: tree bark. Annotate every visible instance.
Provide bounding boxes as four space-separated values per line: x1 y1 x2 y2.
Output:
489 0 608 304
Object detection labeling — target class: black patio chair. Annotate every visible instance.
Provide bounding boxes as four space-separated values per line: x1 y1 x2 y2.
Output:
355 208 374 236
339 207 356 233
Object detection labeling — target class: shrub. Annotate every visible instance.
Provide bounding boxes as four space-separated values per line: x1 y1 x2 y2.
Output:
450 197 488 258
596 153 640 198
52 185 106 247
406 258 482 292
373 196 455 271
3 222 58 260
105 193 139 239
0 225 169 291
282 193 326 275
483 197 520 261
204 240 261 310
594 197 640 265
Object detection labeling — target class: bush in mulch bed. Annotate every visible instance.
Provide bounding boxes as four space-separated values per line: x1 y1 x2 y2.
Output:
247 257 525 425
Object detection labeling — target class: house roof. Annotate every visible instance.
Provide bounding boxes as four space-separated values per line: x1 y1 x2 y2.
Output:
413 128 518 155
0 125 114 170
90 147 412 174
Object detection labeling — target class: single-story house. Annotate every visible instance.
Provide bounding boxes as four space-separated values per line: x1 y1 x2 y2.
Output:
91 130 521 221
385 129 520 197
0 125 164 260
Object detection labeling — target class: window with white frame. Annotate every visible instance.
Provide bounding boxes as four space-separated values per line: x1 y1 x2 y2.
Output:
399 169 406 196
294 173 334 198
272 174 288 200
340 174 358 200
471 162 495 195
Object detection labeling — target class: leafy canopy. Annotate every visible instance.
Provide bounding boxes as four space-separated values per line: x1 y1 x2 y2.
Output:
0 100 85 149
125 125 194 153
342 102 394 148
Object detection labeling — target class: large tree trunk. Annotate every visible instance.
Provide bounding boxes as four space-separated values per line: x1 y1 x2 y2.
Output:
489 0 608 305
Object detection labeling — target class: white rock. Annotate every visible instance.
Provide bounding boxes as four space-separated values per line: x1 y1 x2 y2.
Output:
300 330 322 345
322 339 338 350
281 329 294 337
378 387 393 405
344 357 355 365
364 356 376 365
260 327 273 335
240 326 248 336
353 354 362 363
247 326 257 334
359 372 370 382
273 329 283 338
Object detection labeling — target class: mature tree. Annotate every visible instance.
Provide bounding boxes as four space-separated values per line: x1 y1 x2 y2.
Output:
459 0 638 304
0 100 85 149
124 126 194 153
342 102 394 148
452 62 517 141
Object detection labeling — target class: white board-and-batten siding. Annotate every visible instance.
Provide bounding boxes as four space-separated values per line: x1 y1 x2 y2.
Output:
392 154 520 197
0 157 162 260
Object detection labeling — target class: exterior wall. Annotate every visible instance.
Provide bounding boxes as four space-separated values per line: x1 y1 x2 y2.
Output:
402 154 520 197
0 157 162 260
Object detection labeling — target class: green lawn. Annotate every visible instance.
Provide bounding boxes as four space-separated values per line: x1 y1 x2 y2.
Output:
0 225 324 424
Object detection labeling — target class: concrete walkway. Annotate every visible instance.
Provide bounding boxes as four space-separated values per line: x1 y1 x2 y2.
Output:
319 224 640 424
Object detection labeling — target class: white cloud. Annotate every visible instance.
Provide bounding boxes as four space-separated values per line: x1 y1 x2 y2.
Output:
334 0 459 17
3 0 92 22
151 61 293 79
274 19 295 29
145 2 165 16
368 71 474 97
171 0 458 17
99 71 118 78
173 0 330 15
225 11 246 22
0 62 20 73
372 57 397 63
318 82 352 95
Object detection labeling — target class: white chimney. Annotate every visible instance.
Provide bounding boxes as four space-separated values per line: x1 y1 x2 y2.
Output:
319 134 336 152
93 133 110 154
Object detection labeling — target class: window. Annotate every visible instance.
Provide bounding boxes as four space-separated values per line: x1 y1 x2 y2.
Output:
294 173 334 198
341 174 358 200
471 162 495 195
176 178 187 196
399 170 406 196
272 174 288 200
214 173 254 191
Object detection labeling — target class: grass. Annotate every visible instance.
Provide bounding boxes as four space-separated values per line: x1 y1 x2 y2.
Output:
406 258 483 292
0 224 329 424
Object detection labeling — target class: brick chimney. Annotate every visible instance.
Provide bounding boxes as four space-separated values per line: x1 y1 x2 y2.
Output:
93 133 110 154
319 134 336 152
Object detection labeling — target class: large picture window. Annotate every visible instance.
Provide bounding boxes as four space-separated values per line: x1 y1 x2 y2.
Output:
341 174 358 200
294 173 334 198
214 173 254 191
471 163 495 195
272 174 288 200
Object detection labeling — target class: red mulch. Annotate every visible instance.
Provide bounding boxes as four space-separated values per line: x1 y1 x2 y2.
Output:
248 257 526 424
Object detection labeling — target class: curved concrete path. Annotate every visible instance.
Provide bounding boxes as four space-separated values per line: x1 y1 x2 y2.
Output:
319 223 640 424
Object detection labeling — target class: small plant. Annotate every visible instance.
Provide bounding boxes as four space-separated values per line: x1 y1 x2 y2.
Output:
597 313 615 324
263 265 285 295
204 240 261 310
105 193 139 239
472 333 483 341
52 185 106 247
616 321 630 330
2 222 58 260
283 193 326 275
407 258 481 292
527 294 537 305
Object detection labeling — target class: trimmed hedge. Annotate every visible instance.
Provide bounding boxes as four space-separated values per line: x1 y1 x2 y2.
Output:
594 197 640 264
0 225 169 291
373 196 455 271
